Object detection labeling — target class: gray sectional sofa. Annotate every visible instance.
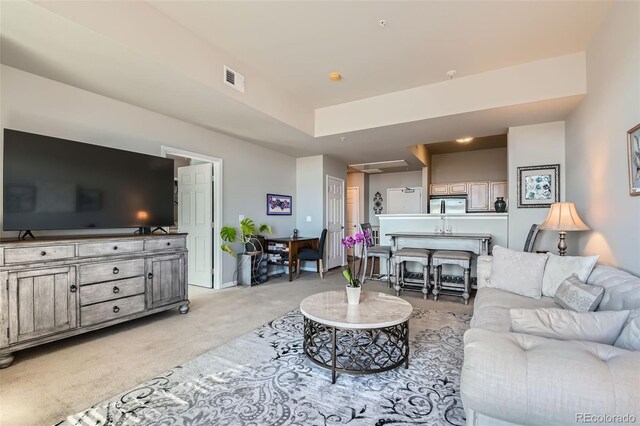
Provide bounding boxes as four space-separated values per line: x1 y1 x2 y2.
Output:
461 256 640 426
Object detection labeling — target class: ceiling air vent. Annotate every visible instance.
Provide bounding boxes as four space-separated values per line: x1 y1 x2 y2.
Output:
224 65 245 93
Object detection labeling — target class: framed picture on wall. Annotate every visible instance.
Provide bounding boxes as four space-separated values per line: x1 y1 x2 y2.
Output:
517 164 560 208
628 123 640 195
267 194 292 215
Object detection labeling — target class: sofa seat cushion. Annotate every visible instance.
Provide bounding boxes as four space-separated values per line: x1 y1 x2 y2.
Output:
461 328 640 426
470 287 559 332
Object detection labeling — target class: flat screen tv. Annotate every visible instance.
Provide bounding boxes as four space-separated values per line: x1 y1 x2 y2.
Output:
3 129 174 232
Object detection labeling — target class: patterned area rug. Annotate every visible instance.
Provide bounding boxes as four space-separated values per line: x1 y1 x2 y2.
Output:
59 309 471 426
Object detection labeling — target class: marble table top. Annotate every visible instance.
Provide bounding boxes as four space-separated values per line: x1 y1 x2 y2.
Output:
300 291 413 329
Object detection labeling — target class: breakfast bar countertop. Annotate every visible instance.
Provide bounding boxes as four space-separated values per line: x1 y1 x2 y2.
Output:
385 232 492 239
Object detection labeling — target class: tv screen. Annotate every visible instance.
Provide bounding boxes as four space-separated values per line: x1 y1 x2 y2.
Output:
3 129 174 231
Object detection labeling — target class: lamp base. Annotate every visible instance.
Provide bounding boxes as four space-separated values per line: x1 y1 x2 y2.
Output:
557 231 567 256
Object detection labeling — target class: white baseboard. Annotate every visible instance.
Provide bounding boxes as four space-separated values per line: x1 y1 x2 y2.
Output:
220 281 237 289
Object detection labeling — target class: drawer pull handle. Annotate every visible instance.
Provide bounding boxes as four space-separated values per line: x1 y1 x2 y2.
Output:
113 267 119 274
113 306 120 313
167 242 171 246
40 251 47 256
113 246 118 250
147 272 153 279
70 284 77 293
113 286 120 294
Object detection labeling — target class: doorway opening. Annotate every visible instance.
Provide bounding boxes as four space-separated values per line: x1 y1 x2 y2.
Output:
161 146 223 290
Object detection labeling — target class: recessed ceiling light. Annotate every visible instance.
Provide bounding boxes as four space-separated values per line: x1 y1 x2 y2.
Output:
456 137 474 143
329 72 342 81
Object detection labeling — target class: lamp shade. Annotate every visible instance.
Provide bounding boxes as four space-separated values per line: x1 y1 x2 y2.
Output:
539 202 590 231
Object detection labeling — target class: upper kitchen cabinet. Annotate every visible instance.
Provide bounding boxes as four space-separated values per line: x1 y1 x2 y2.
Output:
467 182 490 211
429 182 468 195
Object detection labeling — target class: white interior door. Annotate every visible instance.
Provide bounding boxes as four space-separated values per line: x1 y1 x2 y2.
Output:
178 163 212 288
326 176 345 270
346 187 360 256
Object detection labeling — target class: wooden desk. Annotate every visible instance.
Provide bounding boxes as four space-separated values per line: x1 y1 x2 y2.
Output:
265 237 319 282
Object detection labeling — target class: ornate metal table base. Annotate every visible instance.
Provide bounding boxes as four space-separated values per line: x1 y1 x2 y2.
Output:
303 317 409 384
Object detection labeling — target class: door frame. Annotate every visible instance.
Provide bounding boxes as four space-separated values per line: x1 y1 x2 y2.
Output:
346 186 360 257
326 174 346 269
161 146 224 290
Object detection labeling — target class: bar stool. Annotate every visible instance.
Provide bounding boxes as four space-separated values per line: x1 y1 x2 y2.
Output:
360 223 393 287
393 248 431 299
431 250 472 305
364 245 393 288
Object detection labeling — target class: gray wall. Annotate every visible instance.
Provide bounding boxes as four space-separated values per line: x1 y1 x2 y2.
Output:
565 1 640 275
0 65 297 286
431 148 508 183
346 172 368 224
295 155 324 237
507 122 566 252
367 171 422 226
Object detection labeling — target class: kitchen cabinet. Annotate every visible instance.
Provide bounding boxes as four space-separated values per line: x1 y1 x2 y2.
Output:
467 182 490 211
489 181 508 211
430 183 449 196
448 183 468 194
430 182 468 195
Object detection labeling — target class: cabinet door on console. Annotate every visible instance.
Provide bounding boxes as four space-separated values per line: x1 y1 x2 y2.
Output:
8 267 77 344
146 254 186 308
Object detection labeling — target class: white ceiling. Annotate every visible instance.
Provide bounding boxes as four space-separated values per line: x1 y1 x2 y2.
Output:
150 0 611 108
0 1 611 168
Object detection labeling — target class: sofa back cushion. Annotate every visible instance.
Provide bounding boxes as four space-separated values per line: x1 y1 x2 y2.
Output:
488 246 547 299
588 265 640 312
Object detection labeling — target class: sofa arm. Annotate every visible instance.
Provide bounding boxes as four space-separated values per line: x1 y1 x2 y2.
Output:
461 328 640 426
476 255 492 288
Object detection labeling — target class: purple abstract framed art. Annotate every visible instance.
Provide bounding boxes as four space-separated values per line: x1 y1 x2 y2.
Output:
267 194 292 215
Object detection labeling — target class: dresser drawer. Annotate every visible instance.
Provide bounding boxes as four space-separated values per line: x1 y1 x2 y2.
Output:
80 294 146 327
78 240 144 258
80 276 145 306
4 244 76 264
79 259 144 285
145 237 186 251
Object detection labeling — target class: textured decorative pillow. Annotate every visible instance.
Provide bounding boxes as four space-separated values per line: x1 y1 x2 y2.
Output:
542 252 599 297
615 309 640 351
488 246 548 299
510 308 630 345
553 275 604 312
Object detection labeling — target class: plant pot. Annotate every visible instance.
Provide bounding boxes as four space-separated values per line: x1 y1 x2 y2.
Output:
346 285 361 305
494 197 507 213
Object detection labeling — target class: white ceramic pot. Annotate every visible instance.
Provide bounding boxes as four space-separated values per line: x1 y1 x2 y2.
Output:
346 285 361 305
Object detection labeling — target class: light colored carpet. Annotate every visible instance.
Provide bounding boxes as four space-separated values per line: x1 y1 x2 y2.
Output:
60 308 471 425
0 269 473 426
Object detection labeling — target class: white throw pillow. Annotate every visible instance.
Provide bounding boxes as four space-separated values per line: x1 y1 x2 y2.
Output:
542 252 599 297
510 308 630 345
488 246 548 299
614 309 640 351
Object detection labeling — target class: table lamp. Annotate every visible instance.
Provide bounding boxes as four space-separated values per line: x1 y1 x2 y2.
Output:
539 202 590 256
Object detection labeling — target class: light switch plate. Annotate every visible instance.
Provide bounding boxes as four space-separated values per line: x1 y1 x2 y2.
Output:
306 216 312 222
239 214 245 221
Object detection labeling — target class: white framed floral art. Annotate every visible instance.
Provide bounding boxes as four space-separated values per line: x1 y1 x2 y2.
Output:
517 164 560 208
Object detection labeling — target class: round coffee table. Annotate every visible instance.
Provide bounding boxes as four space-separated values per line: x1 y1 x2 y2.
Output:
300 290 413 383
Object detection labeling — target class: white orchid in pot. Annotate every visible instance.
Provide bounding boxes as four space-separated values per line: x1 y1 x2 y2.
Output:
341 229 373 305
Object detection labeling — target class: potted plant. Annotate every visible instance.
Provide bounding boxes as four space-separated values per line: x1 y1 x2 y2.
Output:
341 230 373 305
220 218 272 257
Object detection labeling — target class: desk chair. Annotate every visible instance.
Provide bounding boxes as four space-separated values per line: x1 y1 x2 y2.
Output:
296 229 328 279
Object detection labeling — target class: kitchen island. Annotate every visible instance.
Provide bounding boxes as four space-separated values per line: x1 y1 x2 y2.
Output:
376 213 508 278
